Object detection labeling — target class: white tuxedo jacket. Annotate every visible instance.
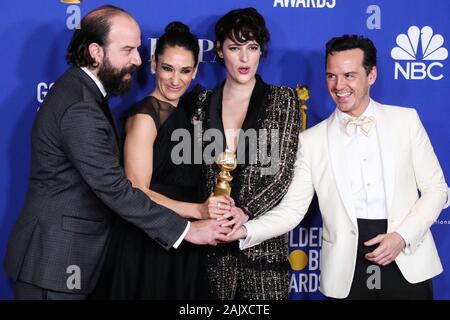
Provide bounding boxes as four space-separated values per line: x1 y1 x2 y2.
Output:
241 100 447 298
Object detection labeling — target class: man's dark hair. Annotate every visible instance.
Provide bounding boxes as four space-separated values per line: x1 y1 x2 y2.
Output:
66 5 129 67
215 7 270 59
325 35 377 75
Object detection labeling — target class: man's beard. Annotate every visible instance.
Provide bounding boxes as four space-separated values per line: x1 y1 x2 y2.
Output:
97 57 138 96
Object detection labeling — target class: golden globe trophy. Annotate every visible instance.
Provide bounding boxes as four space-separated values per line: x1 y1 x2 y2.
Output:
295 84 310 132
214 149 237 196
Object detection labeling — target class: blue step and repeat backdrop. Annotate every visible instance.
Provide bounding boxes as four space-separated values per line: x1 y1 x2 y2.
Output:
0 0 449 300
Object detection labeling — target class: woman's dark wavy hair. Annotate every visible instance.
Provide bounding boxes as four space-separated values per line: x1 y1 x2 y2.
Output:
65 5 129 67
215 7 270 59
154 21 200 67
325 34 377 75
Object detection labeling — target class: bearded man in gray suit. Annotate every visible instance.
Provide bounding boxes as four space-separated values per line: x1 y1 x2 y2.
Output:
4 5 229 300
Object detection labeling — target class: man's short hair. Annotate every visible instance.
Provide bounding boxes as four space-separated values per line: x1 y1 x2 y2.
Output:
66 5 130 68
325 34 377 75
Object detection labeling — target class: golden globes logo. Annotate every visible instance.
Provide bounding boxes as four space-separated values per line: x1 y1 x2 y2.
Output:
289 227 322 293
60 0 82 3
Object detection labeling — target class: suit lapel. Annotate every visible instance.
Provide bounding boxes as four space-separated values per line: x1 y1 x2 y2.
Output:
73 67 122 151
372 100 395 215
208 76 267 152
207 83 227 152
241 75 266 132
327 111 358 227
99 97 122 150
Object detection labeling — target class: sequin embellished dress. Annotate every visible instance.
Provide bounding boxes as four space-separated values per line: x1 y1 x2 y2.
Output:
194 75 301 299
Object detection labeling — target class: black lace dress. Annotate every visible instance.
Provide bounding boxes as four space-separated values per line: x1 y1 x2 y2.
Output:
90 95 210 299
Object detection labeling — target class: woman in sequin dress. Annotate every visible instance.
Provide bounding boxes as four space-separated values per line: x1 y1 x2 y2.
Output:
193 8 301 300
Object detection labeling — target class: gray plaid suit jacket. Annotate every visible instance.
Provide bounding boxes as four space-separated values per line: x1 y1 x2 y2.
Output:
4 67 187 294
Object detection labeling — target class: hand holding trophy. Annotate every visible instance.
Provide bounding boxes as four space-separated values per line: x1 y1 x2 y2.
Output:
211 149 249 240
214 149 237 196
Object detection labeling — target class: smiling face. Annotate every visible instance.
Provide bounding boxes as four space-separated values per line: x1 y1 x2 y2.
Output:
217 37 261 85
326 48 377 117
151 45 197 106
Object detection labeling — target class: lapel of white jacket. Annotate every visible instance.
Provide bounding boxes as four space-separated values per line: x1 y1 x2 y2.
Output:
372 99 395 215
327 110 357 228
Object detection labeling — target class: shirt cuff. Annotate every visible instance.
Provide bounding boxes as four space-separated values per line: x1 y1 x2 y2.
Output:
443 187 450 209
395 230 412 255
238 222 261 250
173 221 190 249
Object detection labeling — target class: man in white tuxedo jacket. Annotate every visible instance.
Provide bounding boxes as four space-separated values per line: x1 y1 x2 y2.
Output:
230 35 448 299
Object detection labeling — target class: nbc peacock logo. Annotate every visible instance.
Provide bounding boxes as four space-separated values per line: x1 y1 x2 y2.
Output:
391 26 447 80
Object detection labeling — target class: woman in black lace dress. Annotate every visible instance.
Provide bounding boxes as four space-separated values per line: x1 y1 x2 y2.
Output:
90 22 234 299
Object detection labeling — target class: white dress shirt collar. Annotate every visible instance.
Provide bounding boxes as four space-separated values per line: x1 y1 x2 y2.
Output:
336 99 375 121
80 67 107 98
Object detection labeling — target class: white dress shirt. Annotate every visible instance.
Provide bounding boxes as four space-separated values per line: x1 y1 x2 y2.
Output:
337 102 388 220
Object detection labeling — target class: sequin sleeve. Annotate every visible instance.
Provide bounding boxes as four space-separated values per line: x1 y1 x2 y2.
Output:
241 86 301 218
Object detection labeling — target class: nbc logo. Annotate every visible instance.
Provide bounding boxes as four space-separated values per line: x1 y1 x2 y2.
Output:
391 26 448 80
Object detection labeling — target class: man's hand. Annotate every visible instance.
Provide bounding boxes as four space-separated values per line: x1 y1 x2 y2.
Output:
218 225 248 243
364 232 406 266
184 219 231 246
